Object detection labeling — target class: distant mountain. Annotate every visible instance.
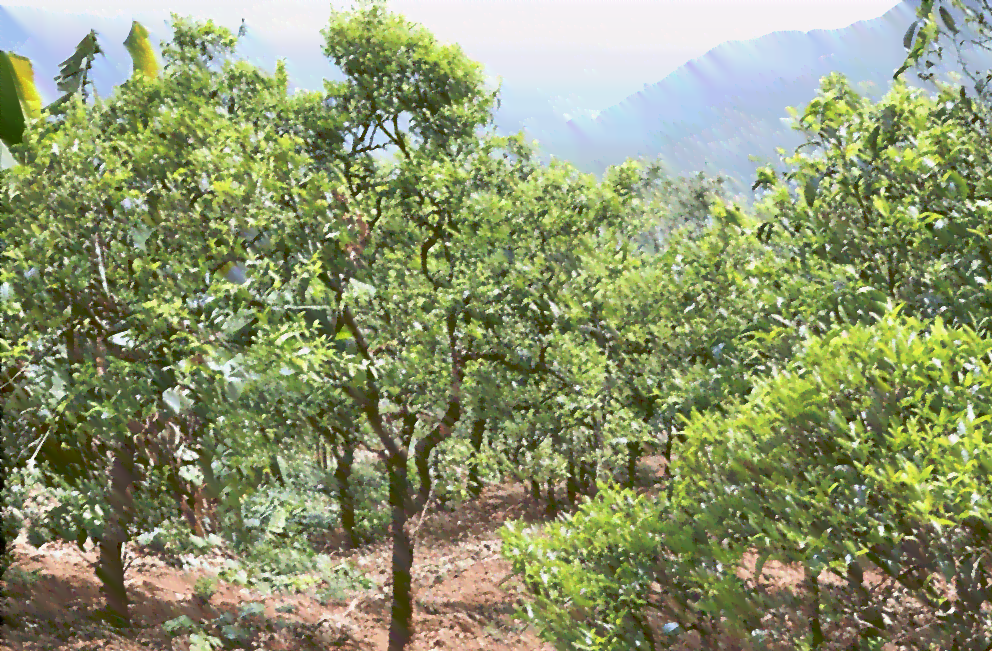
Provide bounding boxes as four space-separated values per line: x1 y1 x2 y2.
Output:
524 0 992 204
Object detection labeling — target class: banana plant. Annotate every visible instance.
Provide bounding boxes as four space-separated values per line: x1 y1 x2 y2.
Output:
0 21 158 166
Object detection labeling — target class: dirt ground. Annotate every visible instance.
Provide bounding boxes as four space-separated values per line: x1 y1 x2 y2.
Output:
1 477 560 651
0 456 979 650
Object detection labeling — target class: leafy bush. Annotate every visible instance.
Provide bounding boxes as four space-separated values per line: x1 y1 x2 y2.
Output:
217 539 319 595
504 306 992 649
194 575 219 602
753 73 992 338
134 518 225 558
349 461 391 543
1 472 26 580
501 484 678 651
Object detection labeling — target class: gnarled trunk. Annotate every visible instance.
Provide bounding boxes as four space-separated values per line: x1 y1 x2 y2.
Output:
334 446 358 549
467 414 486 499
387 454 414 651
414 395 461 507
96 436 137 628
625 440 641 489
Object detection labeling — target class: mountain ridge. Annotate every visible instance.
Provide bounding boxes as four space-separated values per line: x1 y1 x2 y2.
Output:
2 1 990 200
526 0 992 202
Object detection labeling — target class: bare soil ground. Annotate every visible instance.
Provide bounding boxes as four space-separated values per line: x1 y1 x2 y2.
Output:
0 456 978 650
1 478 559 651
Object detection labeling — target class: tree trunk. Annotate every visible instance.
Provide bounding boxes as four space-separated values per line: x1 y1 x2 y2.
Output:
530 478 541 505
545 480 558 518
580 459 596 499
625 440 641 489
566 457 579 508
95 436 136 629
807 567 825 649
467 415 486 499
662 428 676 479
414 397 460 506
413 427 444 507
387 454 415 651
334 447 358 549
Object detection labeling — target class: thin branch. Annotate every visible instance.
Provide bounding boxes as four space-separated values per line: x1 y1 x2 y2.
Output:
93 232 111 297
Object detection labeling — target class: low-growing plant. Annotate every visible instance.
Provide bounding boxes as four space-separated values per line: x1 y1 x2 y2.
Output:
194 575 219 603
134 519 225 558
2 565 42 586
503 306 992 649
163 614 200 636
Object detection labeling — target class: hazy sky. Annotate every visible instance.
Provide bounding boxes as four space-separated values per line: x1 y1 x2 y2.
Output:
3 0 905 136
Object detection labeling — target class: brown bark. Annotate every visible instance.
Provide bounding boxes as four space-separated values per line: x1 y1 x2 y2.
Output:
545 480 558 517
566 456 579 508
580 458 596 498
355 396 418 650
128 413 212 538
625 440 641 489
317 439 328 470
414 418 455 506
333 446 358 549
387 453 414 651
467 414 486 499
95 436 137 628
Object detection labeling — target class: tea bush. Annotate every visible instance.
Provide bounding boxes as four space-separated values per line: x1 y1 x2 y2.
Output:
504 306 992 649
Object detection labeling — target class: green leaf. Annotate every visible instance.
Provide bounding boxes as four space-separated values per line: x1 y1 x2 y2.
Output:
54 30 102 96
266 507 287 534
163 614 197 635
803 176 819 207
938 6 958 34
5 52 41 120
944 170 968 199
866 125 881 157
903 20 919 50
123 22 159 80
0 51 27 147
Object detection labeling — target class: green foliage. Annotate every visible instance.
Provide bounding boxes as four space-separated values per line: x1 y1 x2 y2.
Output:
502 484 676 650
7 2 992 649
194 575 219 602
678 307 992 646
629 162 734 251
215 544 374 598
319 0 496 155
506 306 992 649
122 21 159 80
163 614 199 636
0 12 342 568
0 50 41 147
756 73 992 335
1 508 22 577
0 466 32 579
502 62 992 651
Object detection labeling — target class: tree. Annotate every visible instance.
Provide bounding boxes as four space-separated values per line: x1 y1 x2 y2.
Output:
501 63 992 651
895 0 992 108
753 72 992 337
630 161 733 252
0 15 345 628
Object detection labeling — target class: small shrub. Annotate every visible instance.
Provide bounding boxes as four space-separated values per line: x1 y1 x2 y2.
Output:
24 522 52 548
193 575 218 602
162 614 199 636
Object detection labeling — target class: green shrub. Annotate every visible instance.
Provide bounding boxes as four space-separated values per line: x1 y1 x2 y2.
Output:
504 306 992 649
194 575 219 602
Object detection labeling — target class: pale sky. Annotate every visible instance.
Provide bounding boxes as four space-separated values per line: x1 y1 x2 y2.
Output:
3 0 904 146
